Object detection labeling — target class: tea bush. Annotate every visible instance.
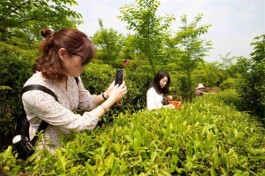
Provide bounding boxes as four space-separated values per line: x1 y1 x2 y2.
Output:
0 146 21 175
212 89 241 108
15 94 265 175
220 77 238 90
0 43 35 149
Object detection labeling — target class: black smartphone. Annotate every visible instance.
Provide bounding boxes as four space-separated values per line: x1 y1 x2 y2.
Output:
115 69 124 86
115 69 124 106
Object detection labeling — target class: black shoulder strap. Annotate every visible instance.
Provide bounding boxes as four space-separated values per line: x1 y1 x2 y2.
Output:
74 77 79 84
22 85 58 144
22 85 58 101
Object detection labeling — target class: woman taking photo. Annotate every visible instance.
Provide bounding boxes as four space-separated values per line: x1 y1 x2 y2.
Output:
22 28 127 152
146 71 174 110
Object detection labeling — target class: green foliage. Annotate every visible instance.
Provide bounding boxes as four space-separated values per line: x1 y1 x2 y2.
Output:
120 35 139 60
166 70 183 97
81 63 114 95
213 89 241 109
174 14 212 101
200 62 222 86
218 52 237 71
81 62 152 122
177 74 191 101
0 146 21 175
0 0 82 47
123 71 153 110
217 55 249 87
237 35 265 118
119 0 175 74
16 94 265 175
0 42 34 140
92 19 124 63
0 86 12 91
220 77 238 90
0 1 264 173
226 57 250 82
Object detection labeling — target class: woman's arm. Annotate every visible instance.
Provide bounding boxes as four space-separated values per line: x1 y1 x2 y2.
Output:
89 82 126 117
165 95 173 101
23 82 127 131
23 90 99 131
93 81 115 105
78 79 115 110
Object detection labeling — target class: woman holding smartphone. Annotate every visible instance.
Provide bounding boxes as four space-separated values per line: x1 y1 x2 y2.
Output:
22 28 127 152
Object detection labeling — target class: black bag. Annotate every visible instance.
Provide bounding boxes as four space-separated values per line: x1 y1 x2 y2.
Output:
13 85 58 160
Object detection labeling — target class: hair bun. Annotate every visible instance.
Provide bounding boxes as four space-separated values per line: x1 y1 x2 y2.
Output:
41 28 53 38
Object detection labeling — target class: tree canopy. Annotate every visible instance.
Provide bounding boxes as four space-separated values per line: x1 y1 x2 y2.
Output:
0 0 82 47
119 0 174 75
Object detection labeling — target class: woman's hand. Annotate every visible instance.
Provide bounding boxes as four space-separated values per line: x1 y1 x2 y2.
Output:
164 104 175 109
108 81 127 102
165 95 173 101
104 81 115 98
92 81 127 118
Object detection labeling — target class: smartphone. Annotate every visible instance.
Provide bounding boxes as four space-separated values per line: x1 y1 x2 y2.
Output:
115 69 124 86
115 69 124 106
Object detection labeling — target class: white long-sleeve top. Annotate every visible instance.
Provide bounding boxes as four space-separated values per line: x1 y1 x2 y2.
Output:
146 87 163 110
22 72 99 152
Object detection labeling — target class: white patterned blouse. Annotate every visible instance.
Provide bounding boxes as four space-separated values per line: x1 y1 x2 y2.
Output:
22 72 99 152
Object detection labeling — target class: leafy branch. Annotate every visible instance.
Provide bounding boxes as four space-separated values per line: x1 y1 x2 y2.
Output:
0 0 33 23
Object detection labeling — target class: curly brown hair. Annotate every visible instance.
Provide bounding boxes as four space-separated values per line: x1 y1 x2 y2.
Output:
33 28 95 81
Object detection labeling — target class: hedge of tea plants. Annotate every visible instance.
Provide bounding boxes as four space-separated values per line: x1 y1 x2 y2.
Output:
0 42 36 151
1 93 262 175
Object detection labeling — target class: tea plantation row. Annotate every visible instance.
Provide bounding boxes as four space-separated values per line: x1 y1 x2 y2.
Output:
1 92 264 175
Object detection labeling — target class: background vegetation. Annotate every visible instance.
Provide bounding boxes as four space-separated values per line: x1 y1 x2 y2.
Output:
0 0 264 175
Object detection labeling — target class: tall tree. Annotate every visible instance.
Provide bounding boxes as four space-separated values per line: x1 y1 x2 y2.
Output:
121 34 139 60
119 0 174 75
238 34 265 118
218 52 236 70
92 19 124 63
175 14 212 101
200 62 222 86
0 0 82 47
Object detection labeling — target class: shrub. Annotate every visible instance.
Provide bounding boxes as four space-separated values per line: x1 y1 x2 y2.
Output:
237 35 265 119
220 77 238 90
214 89 241 108
0 44 35 149
22 94 265 175
0 146 21 175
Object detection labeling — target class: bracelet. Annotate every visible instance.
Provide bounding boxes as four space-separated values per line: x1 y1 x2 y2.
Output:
101 93 107 100
101 104 108 112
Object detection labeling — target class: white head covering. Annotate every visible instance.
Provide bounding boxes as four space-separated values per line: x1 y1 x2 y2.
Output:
196 83 205 89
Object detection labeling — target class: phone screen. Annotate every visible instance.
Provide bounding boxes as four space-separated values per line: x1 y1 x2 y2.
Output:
115 69 124 86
